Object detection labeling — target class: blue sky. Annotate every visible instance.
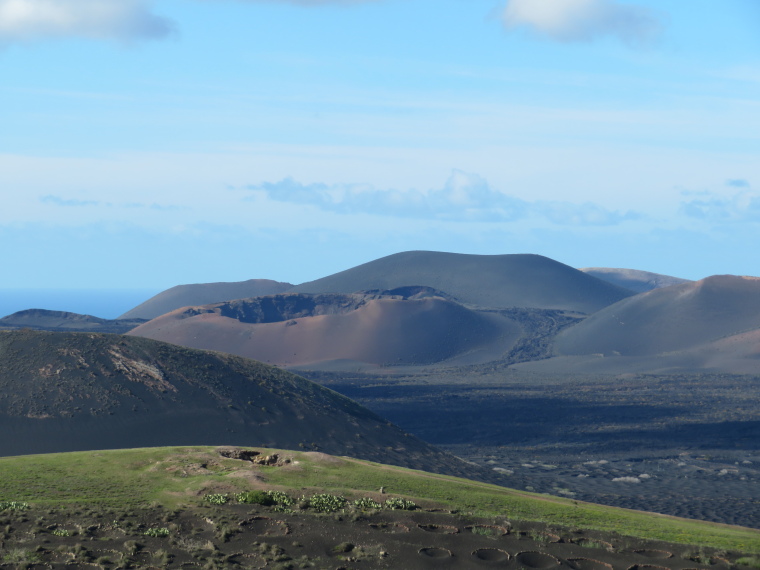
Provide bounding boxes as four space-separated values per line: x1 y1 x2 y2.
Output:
1 0 759 293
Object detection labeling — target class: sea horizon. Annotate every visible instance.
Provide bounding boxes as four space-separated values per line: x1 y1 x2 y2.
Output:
0 289 160 321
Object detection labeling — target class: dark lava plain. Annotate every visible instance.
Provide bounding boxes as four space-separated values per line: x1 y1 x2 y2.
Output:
0 501 743 569
305 369 760 530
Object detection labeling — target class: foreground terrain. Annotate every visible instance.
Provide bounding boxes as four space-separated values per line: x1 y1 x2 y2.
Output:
0 446 759 569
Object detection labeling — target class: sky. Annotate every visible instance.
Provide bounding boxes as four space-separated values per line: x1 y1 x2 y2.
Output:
1 0 759 299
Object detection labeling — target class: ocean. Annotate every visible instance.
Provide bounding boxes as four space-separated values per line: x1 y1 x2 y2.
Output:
0 289 160 320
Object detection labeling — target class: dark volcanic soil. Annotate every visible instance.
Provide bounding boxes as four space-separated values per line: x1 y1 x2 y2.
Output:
305 368 760 530
0 502 743 569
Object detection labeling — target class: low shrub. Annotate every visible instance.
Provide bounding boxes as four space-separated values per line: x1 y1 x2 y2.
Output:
203 494 229 505
235 491 275 506
144 527 170 538
384 498 417 510
0 501 29 511
308 494 346 513
353 497 382 510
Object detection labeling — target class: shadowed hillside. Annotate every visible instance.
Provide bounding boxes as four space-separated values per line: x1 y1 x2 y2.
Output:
0 330 490 481
128 291 522 368
119 279 293 320
290 251 634 313
0 309 146 334
579 267 691 293
555 275 760 359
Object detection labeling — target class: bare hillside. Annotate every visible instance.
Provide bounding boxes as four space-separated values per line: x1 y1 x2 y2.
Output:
290 251 634 313
128 291 522 368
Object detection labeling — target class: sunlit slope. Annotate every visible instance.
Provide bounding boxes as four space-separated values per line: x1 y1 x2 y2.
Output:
128 292 522 367
119 279 293 320
555 275 760 358
291 251 634 313
1 446 758 553
0 330 479 479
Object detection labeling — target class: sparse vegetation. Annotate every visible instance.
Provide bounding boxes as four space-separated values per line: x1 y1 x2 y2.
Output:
383 497 417 510
0 445 758 563
305 493 346 513
235 490 275 505
0 501 29 511
144 527 170 537
353 497 382 510
203 493 229 505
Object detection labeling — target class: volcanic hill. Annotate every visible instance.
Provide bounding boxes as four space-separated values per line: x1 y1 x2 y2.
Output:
119 279 293 320
546 275 760 373
127 289 524 368
0 329 483 480
290 251 634 313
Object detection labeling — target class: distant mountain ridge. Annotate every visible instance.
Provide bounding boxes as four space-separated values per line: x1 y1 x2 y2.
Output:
0 309 146 334
119 279 293 320
579 267 691 293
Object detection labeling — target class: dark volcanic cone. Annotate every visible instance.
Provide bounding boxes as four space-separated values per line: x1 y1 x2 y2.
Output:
0 330 487 481
290 251 633 313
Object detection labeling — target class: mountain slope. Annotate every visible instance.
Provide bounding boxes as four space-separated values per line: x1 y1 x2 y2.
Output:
555 275 760 358
579 267 691 293
119 279 294 320
0 309 145 334
0 330 479 479
290 251 634 313
128 290 522 368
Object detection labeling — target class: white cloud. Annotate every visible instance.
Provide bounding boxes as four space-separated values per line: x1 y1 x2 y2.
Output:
681 188 760 223
247 169 640 226
502 0 661 45
0 0 174 43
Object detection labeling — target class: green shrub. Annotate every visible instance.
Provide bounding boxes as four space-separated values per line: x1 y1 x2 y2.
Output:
737 557 760 568
0 501 29 511
203 493 229 505
353 497 382 510
144 527 170 538
51 528 70 537
235 491 275 506
384 497 417 510
308 493 346 513
265 490 294 506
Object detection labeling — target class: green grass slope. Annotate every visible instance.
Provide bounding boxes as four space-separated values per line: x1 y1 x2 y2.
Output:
1 446 758 555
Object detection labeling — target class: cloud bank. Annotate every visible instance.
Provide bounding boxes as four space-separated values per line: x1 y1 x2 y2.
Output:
681 184 760 223
0 0 174 43
502 0 661 45
248 170 640 226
